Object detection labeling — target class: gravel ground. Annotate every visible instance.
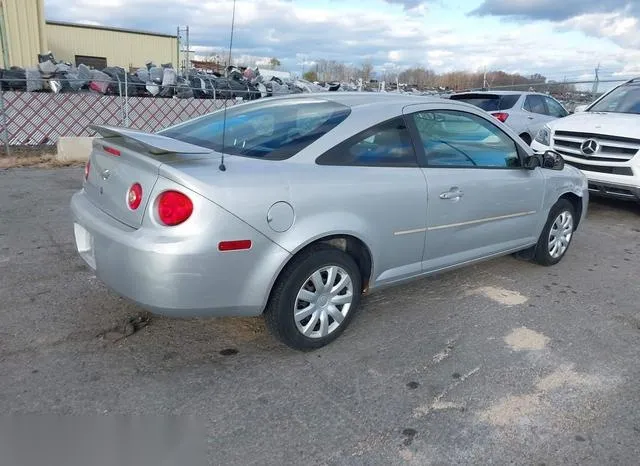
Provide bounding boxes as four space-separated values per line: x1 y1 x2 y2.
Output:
1 167 640 465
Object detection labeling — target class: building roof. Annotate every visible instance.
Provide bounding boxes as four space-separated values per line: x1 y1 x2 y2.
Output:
46 21 177 39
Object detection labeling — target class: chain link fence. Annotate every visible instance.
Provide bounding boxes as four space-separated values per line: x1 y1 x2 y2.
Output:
0 76 632 156
0 78 255 156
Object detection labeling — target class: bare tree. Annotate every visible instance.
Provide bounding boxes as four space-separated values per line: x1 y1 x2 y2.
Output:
358 60 374 83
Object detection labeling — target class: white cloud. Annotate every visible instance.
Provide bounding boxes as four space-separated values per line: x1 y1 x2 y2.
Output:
561 12 640 48
44 0 639 80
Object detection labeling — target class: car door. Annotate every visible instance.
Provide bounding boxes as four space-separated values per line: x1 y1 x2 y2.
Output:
315 117 428 286
404 105 545 272
523 94 555 137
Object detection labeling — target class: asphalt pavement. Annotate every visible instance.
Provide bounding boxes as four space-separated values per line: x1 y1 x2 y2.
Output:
1 167 639 465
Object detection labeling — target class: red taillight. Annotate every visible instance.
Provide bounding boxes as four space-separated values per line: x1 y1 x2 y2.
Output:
157 191 193 226
492 112 509 123
103 146 121 156
127 183 143 210
84 159 91 181
218 240 252 252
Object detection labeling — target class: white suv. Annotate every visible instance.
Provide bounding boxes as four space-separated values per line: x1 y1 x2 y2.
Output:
532 78 640 202
449 91 569 145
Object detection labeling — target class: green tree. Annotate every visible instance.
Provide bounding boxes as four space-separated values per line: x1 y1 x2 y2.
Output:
269 57 281 69
303 70 318 82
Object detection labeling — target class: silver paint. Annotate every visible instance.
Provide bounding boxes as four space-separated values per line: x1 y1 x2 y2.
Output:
71 93 588 317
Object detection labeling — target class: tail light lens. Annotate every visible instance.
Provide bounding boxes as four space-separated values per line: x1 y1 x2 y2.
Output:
127 183 143 210
84 159 91 181
103 146 121 156
157 191 193 226
492 112 509 123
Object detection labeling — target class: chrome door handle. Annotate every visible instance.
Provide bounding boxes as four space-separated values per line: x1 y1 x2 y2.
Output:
527 116 535 120
440 188 463 200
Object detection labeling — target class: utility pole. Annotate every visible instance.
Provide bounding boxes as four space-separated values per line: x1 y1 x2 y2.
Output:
186 26 190 74
177 26 191 75
592 63 600 95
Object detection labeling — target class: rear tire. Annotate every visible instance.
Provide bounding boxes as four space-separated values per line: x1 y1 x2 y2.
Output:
533 199 576 266
264 244 362 350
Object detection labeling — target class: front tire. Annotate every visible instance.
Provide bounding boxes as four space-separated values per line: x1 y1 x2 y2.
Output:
533 199 576 266
264 244 362 350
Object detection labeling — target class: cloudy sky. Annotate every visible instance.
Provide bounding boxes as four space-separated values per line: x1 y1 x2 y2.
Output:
45 0 640 82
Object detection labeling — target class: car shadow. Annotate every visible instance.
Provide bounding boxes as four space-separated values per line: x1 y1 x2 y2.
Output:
587 195 640 216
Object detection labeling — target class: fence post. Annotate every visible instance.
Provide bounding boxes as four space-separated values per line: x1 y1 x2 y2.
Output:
117 75 125 126
124 72 130 127
0 87 10 157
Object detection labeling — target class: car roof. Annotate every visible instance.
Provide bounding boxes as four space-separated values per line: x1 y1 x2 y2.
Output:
451 90 526 96
258 91 447 109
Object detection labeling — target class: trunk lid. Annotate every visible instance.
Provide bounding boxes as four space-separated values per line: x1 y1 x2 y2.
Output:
84 125 213 228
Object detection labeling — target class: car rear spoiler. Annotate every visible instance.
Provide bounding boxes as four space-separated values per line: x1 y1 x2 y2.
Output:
89 124 213 155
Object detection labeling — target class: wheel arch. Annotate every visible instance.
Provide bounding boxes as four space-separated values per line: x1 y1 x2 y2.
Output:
263 233 375 314
558 191 583 229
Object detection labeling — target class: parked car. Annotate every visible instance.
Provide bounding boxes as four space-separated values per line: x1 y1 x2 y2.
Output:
449 91 569 145
532 77 640 202
71 93 588 350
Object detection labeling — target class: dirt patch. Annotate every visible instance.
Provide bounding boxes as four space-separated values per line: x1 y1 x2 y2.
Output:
479 364 614 428
398 448 414 461
536 364 603 392
478 394 544 426
470 286 528 305
504 327 550 351
0 154 82 169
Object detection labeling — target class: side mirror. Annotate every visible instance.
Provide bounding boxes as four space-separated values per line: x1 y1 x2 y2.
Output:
542 150 565 170
524 155 541 170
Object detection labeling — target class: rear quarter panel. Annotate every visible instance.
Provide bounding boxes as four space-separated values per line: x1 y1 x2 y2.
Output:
157 104 419 284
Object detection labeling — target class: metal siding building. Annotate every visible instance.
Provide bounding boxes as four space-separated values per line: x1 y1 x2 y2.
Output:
0 0 47 68
0 0 178 70
46 22 178 70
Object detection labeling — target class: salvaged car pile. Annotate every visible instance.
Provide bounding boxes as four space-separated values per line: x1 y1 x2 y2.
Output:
0 52 350 100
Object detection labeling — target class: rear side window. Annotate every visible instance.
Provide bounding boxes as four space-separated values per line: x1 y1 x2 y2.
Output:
544 97 568 118
524 95 547 115
159 98 351 160
450 94 520 111
316 117 417 167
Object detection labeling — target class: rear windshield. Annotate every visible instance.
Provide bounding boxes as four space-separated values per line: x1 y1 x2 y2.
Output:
159 98 351 160
450 93 520 111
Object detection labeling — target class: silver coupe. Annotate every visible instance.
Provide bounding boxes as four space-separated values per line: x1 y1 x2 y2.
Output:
71 93 588 350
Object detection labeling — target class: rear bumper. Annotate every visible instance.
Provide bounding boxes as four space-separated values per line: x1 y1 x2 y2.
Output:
70 189 290 317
